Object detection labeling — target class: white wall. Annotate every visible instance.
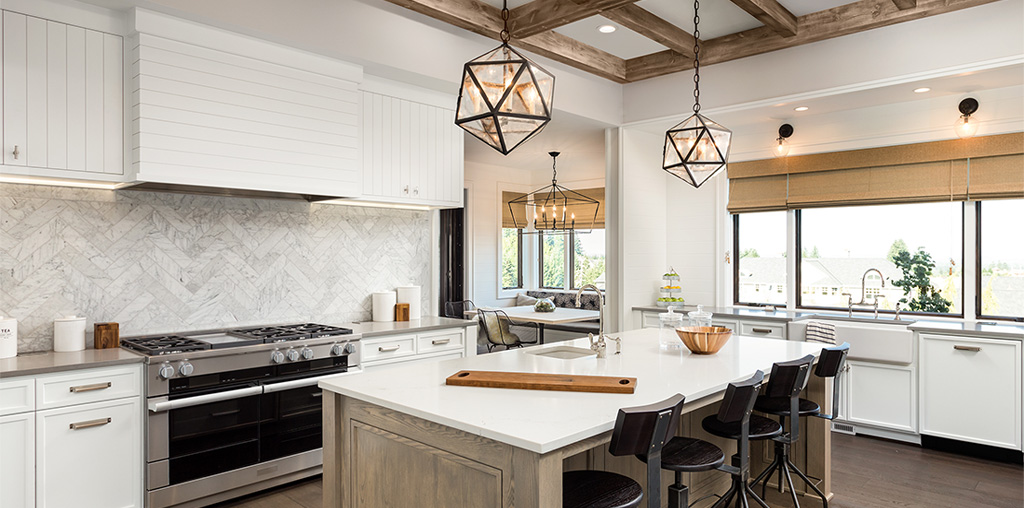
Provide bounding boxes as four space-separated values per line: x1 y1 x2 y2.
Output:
623 0 1024 124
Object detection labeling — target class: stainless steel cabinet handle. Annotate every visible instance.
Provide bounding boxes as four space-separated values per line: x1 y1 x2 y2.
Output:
70 382 111 393
431 338 451 345
12 145 19 160
70 417 111 430
751 328 773 334
148 385 262 413
953 345 981 352
378 345 401 352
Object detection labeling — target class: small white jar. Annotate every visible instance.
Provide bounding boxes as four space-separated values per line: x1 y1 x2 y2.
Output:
54 316 87 352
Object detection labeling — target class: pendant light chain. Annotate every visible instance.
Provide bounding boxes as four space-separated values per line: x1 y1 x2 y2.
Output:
500 0 511 44
692 0 701 114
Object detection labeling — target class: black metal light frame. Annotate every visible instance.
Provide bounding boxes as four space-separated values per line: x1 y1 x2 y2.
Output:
508 152 599 235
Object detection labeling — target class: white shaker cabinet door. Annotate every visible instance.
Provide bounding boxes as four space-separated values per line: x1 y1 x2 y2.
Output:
0 411 35 508
920 334 1021 450
37 397 142 508
845 360 916 433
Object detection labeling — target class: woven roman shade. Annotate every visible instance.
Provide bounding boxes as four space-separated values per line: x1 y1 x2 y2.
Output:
501 188 606 229
727 133 1024 213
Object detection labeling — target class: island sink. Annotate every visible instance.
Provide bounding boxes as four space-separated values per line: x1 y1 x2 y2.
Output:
524 345 597 359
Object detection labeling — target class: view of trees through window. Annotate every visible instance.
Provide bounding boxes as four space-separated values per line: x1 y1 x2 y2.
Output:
573 229 606 289
980 199 1024 318
501 228 521 289
736 211 787 305
541 233 565 288
799 202 963 315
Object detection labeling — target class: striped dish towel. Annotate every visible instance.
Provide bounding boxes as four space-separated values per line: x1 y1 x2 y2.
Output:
804 321 837 344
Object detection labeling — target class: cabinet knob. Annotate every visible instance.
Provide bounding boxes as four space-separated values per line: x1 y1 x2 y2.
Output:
413 187 419 196
12 145 19 160
404 186 410 194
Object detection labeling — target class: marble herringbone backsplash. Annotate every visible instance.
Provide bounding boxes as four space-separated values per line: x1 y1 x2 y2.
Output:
0 183 432 352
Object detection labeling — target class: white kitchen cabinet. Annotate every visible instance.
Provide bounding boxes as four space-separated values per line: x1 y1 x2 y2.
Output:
0 411 34 508
843 360 916 434
739 320 786 339
362 325 475 369
920 334 1022 450
360 89 464 208
37 397 142 508
130 9 362 198
1 10 123 177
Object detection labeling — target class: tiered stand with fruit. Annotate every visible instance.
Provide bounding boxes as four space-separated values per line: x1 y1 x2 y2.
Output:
657 268 684 307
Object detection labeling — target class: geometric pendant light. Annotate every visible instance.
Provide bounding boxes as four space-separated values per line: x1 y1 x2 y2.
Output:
455 0 555 155
508 152 599 234
662 0 732 188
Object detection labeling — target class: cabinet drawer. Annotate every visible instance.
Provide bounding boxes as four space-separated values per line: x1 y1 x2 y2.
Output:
366 350 464 371
740 322 785 339
37 397 142 508
363 334 417 363
37 365 141 410
920 334 1021 450
0 377 35 416
418 331 463 354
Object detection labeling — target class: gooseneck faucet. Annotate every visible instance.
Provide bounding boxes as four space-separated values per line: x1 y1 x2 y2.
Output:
842 268 886 318
575 284 604 339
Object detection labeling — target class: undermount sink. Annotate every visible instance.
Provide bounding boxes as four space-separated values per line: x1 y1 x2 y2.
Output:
800 314 916 326
525 346 597 360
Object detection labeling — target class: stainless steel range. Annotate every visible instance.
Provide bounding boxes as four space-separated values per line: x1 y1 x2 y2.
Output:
122 323 361 508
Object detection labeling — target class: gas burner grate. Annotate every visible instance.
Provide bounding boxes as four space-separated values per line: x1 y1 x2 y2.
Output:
121 336 211 355
228 326 309 343
285 323 354 338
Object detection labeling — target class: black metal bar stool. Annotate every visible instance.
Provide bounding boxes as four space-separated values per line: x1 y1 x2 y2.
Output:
638 409 726 508
750 343 850 508
563 394 685 508
700 371 782 508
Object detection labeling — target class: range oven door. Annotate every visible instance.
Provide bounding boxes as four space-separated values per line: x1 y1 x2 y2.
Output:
261 370 350 461
148 385 263 487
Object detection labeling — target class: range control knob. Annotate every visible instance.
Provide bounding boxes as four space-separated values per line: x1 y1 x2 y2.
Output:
343 343 356 355
270 350 285 364
178 361 194 377
158 363 175 379
301 347 314 360
330 343 343 356
286 349 300 362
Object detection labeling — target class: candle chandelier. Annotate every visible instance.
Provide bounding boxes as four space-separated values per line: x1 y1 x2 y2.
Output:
662 0 732 188
455 0 555 155
508 152 599 234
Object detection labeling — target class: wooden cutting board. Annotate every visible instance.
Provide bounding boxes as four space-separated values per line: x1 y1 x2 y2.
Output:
445 370 636 394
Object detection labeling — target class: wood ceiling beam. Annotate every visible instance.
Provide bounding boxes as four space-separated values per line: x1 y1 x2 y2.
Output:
509 0 640 38
728 0 798 37
380 0 627 82
892 0 918 10
603 4 697 58
626 0 1000 82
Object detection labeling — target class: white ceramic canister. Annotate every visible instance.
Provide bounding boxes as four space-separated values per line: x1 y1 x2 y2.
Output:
54 316 87 352
396 286 422 320
372 291 397 322
0 316 17 359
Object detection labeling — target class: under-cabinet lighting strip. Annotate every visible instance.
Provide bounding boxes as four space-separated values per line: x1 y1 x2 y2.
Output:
0 175 131 190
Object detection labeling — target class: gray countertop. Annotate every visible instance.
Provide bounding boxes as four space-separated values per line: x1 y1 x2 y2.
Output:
632 305 811 322
908 320 1024 340
347 316 476 338
0 348 144 378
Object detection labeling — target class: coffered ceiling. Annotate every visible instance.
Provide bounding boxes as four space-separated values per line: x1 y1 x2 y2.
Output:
382 0 1003 83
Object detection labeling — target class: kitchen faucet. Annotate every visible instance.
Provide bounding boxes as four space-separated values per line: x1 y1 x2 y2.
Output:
576 284 615 355
841 268 886 318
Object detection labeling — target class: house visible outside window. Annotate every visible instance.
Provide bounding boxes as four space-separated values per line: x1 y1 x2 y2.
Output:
734 211 787 306
978 199 1024 320
501 228 522 290
799 202 963 316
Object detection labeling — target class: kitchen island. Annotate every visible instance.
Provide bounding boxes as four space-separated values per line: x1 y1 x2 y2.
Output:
319 328 831 508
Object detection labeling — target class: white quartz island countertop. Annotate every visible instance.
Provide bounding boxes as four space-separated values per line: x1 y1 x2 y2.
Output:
320 328 824 454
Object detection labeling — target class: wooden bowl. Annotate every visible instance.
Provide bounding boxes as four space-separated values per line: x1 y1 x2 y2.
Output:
675 326 733 355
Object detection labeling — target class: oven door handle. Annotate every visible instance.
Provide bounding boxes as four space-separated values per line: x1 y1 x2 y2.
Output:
147 386 263 413
263 372 355 394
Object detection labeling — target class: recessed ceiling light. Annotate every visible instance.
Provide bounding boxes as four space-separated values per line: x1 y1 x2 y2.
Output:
794 106 809 112
598 24 616 33
914 87 931 93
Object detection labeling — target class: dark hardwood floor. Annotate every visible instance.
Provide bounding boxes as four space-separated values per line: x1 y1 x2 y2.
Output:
213 433 1023 508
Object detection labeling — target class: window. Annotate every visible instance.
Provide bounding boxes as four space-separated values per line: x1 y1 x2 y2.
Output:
500 228 523 289
571 229 606 290
734 211 787 306
978 200 1024 320
540 233 565 289
799 202 963 316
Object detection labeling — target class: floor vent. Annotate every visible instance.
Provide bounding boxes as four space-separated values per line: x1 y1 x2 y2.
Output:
831 422 856 435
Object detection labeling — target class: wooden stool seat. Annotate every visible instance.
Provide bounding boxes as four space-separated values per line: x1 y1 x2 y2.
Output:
754 396 820 417
701 413 782 440
656 437 725 472
563 470 643 508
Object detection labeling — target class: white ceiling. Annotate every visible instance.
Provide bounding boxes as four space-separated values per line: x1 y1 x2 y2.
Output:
554 15 666 59
631 64 1024 134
